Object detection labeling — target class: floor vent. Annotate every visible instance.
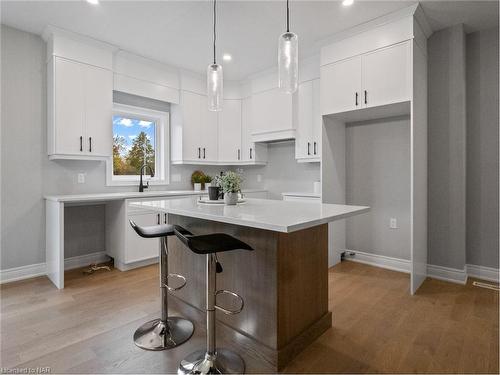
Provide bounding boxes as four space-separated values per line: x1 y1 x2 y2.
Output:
472 281 500 291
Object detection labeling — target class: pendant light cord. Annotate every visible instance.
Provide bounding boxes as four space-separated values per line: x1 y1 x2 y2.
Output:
213 0 217 64
286 0 290 33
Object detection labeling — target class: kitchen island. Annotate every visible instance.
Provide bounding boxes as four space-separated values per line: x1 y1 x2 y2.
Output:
133 197 368 371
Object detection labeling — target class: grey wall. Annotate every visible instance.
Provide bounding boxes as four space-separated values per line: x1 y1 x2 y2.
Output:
427 24 467 270
466 27 499 269
344 117 411 260
0 26 227 270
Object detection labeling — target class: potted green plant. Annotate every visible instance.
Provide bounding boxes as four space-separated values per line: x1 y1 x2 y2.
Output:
219 171 242 205
202 175 213 190
191 170 205 191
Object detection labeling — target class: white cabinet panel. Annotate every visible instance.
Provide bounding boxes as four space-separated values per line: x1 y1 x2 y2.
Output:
181 91 202 161
54 58 85 155
362 42 411 108
252 88 294 141
125 211 160 264
241 97 267 163
295 79 321 162
295 80 314 159
218 99 242 162
200 97 219 162
320 56 362 115
49 56 112 159
84 64 112 157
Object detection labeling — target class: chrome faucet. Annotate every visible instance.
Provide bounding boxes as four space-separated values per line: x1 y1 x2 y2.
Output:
139 164 154 192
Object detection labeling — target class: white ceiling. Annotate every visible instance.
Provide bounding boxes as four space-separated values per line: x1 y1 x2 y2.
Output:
1 1 498 80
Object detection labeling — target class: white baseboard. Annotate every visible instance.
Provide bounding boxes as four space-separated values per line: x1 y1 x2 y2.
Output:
466 264 500 283
343 249 411 273
0 262 47 284
0 251 109 284
427 264 468 285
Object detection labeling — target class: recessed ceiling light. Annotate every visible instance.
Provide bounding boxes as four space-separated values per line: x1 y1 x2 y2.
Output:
222 54 232 62
87 0 99 5
342 0 353 6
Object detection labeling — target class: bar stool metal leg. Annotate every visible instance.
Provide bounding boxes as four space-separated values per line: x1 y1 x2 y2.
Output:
178 254 245 374
134 237 194 351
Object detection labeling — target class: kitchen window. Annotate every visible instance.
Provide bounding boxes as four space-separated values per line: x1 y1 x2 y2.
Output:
106 104 169 186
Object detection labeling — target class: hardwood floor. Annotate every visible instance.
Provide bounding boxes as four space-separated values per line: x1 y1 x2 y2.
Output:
1 261 498 374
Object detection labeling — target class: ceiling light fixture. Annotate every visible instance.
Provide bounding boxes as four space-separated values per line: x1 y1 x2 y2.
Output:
207 0 223 111
86 0 99 5
342 0 354 6
278 0 298 94
222 54 232 62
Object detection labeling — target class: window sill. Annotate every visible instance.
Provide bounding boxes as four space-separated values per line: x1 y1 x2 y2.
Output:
106 179 170 187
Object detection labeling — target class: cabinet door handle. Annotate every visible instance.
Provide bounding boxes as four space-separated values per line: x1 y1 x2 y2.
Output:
238 149 240 160
203 148 206 159
355 92 358 106
364 90 367 105
89 137 92 152
164 213 167 224
307 142 311 155
157 214 160 225
250 148 253 159
80 136 83 152
198 147 201 159
314 142 317 155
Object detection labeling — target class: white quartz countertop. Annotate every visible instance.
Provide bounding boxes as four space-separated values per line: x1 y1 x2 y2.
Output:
282 191 321 198
132 197 369 233
45 189 266 203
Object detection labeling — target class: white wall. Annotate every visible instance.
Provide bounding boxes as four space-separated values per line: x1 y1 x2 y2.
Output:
344 117 411 260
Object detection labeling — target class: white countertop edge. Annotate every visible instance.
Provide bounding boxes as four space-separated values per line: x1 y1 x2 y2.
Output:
281 192 321 198
132 201 370 233
45 189 267 203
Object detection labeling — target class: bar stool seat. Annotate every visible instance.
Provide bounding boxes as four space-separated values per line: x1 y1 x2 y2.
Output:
129 221 194 351
174 228 253 375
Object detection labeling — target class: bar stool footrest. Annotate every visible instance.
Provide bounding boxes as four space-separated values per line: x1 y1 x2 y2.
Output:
215 289 244 315
165 273 187 292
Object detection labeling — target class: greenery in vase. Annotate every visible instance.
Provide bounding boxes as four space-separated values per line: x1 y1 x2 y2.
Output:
203 175 213 184
191 170 205 184
219 171 243 193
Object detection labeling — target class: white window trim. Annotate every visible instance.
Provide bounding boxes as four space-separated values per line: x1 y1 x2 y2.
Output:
106 103 170 187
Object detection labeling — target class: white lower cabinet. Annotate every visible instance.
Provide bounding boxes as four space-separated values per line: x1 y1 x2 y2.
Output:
125 210 162 264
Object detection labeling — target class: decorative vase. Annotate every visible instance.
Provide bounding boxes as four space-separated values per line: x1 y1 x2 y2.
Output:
208 186 220 201
193 183 202 191
224 192 238 205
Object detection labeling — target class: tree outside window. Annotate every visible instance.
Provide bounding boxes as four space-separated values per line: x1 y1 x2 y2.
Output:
112 115 156 176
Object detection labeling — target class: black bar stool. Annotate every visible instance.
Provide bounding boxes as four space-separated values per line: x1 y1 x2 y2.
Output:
174 228 253 374
129 221 194 351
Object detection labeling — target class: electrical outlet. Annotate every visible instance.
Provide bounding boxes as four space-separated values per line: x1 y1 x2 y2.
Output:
390 218 398 229
257 174 262 183
77 173 85 184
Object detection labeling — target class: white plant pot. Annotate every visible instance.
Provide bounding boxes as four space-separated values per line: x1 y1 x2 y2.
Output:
193 183 202 191
224 192 238 205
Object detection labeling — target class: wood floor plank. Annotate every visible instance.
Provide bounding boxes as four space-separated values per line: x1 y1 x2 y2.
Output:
1 261 498 374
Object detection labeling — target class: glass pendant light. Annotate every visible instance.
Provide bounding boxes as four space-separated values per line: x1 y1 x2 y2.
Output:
207 0 223 111
278 0 298 94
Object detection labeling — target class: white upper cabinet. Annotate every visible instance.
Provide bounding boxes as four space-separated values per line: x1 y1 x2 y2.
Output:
241 97 268 163
171 90 218 164
48 56 112 159
320 41 411 116
295 79 321 162
361 42 411 109
218 99 242 163
251 88 295 142
320 56 362 115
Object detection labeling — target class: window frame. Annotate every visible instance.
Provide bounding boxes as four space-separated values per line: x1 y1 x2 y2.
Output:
106 103 170 186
